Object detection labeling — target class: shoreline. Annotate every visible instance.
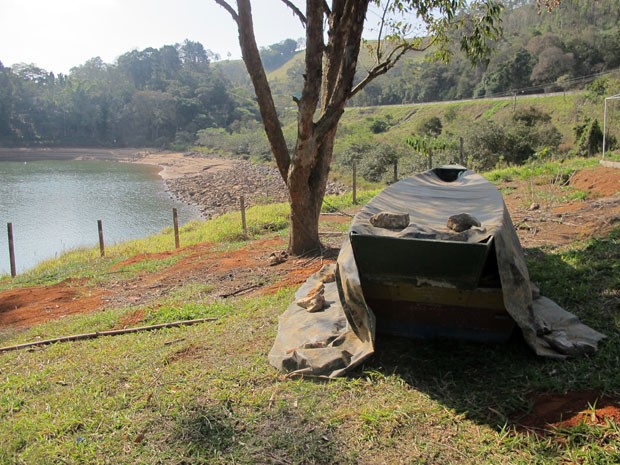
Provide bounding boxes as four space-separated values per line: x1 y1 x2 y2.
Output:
0 147 346 219
0 147 233 181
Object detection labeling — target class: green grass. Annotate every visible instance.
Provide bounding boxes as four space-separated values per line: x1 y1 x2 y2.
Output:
0 189 372 289
0 202 291 289
0 166 619 463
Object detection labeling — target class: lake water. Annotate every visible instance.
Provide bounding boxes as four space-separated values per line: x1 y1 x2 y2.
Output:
0 160 199 275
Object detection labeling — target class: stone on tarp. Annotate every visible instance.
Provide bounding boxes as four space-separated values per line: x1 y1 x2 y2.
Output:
369 211 410 230
296 281 326 313
447 213 481 232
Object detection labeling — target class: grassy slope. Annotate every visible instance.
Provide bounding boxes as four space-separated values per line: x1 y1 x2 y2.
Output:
1 173 619 464
338 93 601 147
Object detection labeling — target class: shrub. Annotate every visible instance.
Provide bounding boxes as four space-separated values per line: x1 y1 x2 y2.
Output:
416 116 443 137
574 117 604 156
369 118 390 134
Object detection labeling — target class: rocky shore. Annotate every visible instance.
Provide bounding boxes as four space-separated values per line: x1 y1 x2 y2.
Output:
165 158 347 218
0 148 348 219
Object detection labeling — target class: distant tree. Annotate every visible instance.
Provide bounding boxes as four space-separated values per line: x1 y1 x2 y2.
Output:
0 62 13 140
260 39 298 71
512 106 552 126
464 107 562 168
406 133 448 169
178 40 210 67
369 118 389 134
361 143 399 182
476 48 534 96
602 25 620 69
117 49 155 89
417 116 443 137
526 32 563 56
530 46 574 85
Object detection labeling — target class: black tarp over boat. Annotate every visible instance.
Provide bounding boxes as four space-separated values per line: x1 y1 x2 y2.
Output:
269 166 605 377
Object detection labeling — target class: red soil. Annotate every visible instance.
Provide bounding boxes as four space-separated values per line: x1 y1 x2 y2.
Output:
0 279 108 329
512 390 620 434
0 237 337 331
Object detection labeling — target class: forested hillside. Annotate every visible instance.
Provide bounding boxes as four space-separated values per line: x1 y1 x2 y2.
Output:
0 40 259 147
1 0 620 148
348 0 620 106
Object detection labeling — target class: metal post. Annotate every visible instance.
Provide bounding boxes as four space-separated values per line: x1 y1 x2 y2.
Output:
97 220 105 257
459 136 464 166
513 92 517 112
602 93 620 160
603 97 608 159
172 208 180 249
7 223 16 278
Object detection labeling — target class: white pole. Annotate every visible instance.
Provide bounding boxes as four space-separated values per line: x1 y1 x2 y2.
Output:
603 94 620 160
603 97 608 159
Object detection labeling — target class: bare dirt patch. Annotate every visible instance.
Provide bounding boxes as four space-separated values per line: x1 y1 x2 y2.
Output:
502 166 620 248
512 390 620 434
570 166 620 198
102 236 337 310
132 152 237 180
0 280 108 329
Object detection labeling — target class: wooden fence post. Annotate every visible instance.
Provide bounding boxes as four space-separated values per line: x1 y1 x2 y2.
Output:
459 136 464 166
393 159 398 183
7 223 16 278
352 161 357 205
513 92 517 112
240 196 247 239
172 208 180 249
97 220 105 257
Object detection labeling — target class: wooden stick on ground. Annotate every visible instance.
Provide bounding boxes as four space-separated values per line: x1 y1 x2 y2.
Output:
0 318 217 353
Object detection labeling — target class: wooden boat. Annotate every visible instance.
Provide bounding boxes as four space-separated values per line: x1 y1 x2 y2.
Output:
348 165 516 342
268 165 604 377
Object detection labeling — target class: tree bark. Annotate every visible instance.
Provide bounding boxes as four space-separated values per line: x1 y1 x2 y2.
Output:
287 124 339 255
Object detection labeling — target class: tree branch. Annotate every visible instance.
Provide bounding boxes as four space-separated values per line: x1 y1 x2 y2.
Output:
232 0 291 180
280 0 307 26
295 0 324 168
321 1 369 112
322 1 331 16
0 318 218 353
374 0 391 64
350 38 431 98
213 0 238 20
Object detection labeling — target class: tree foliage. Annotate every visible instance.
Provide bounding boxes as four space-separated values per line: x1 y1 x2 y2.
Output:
573 117 605 156
465 106 563 169
350 0 620 105
0 41 257 147
259 39 299 71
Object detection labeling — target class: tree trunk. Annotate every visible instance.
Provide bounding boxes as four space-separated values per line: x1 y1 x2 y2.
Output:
288 181 322 255
287 125 338 255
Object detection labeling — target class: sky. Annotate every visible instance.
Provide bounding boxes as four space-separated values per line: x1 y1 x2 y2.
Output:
0 0 309 74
